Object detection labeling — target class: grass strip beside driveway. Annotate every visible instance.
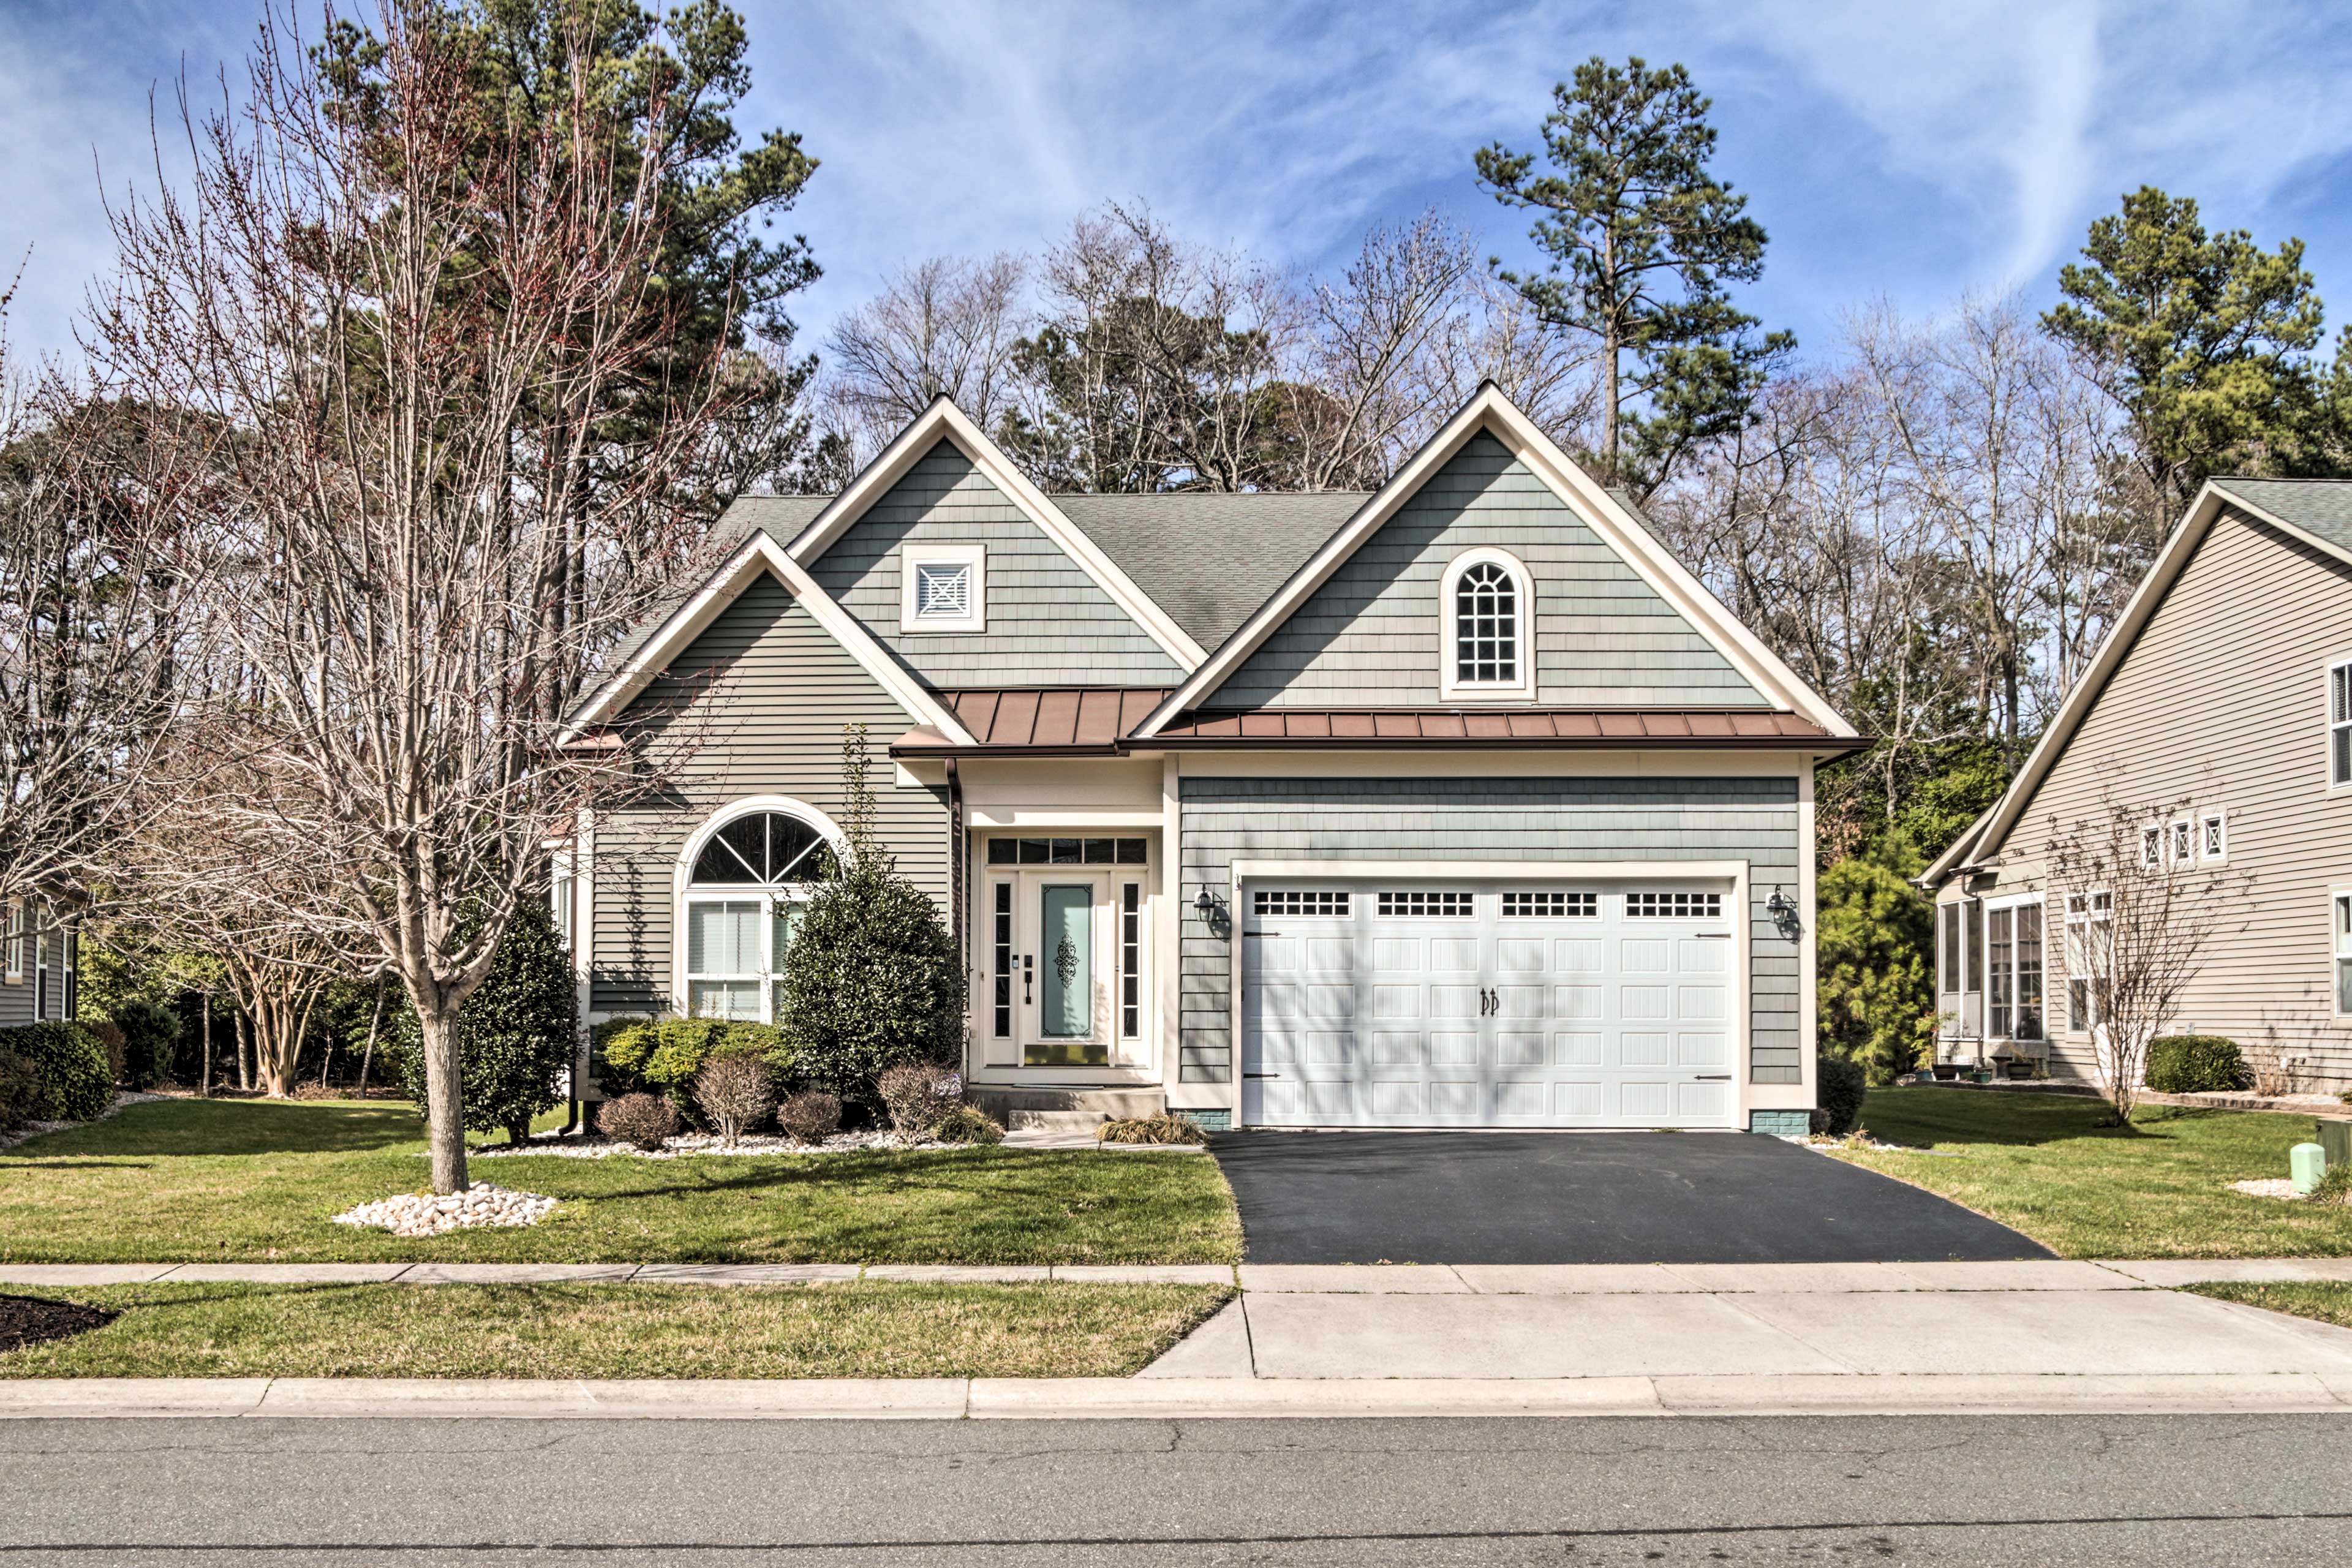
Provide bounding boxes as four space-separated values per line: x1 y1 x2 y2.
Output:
2185 1280 2352 1332
0 1099 1242 1265
1825 1086 2352 1259
0 1281 1233 1379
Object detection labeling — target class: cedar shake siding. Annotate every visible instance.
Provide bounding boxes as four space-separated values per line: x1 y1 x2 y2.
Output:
1177 775 1804 1085
809 440 1187 687
588 571 949 1016
1938 505 2352 1087
1207 432 1771 710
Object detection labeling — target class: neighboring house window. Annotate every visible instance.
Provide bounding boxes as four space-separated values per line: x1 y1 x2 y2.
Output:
1939 903 1963 1001
2 900 19 984
900 545 985 632
2335 892 2352 1016
34 917 47 1021
2200 812 2228 862
550 872 575 954
2139 825 2163 870
2169 818 2193 865
1441 549 1531 699
681 805 835 1022
2333 660 2352 786
1985 900 2045 1042
2063 891 2110 1031
61 925 75 1022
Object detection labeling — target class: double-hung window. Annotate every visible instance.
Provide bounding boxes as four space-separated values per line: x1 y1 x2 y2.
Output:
2334 892 2352 1017
1985 899 2045 1042
2332 660 2352 787
2 900 20 984
682 809 834 1022
2063 891 2110 1031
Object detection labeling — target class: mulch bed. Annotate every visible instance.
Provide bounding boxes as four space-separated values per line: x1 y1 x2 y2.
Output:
0 1294 118 1354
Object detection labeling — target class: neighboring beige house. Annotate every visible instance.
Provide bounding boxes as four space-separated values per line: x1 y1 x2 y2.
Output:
1921 478 2352 1092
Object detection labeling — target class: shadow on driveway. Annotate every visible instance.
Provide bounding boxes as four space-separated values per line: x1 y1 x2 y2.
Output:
1208 1130 2052 1265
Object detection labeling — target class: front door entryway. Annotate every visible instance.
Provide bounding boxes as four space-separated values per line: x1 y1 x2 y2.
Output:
979 837 1152 1071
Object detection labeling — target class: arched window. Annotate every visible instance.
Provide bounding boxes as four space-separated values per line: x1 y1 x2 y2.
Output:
679 803 839 1022
1442 549 1531 699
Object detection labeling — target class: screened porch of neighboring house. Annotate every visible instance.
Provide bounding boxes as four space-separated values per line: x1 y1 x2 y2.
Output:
1934 894 2051 1077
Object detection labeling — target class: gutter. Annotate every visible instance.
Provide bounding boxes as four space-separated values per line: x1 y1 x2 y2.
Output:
891 734 1874 760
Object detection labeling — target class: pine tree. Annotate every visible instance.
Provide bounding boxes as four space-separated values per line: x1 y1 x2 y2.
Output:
1476 57 1792 496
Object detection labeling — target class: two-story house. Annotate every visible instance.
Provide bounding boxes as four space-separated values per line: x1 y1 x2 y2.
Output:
1922 478 2352 1091
556 384 1863 1133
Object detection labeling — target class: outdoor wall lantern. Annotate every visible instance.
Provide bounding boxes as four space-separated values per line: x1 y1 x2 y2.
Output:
1194 886 1230 938
1765 885 1802 938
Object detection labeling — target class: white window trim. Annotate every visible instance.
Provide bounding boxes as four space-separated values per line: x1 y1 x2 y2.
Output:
2199 810 2229 864
2 900 20 984
1981 891 2048 1044
1439 546 1532 702
2062 889 2111 1035
900 544 986 633
2331 657 2352 790
672 796 847 1021
2332 889 2352 1021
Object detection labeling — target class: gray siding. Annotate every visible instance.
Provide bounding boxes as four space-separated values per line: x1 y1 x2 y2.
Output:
1941 508 2352 1088
0 904 68 1028
1209 432 1770 709
590 571 949 1014
810 440 1186 686
1178 776 1804 1085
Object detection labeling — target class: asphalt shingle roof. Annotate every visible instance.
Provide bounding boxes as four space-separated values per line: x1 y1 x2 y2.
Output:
2211 477 2352 557
1054 491 1366 650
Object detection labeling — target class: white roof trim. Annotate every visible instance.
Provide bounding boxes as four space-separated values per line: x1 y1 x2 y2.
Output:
1919 483 2240 888
1131 382 1856 739
557 533 977 746
785 398 1208 671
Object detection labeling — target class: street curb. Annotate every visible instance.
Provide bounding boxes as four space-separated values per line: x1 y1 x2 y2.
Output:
3 1373 2350 1421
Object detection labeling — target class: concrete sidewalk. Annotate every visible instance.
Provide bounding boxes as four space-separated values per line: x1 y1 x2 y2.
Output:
7 1257 2351 1288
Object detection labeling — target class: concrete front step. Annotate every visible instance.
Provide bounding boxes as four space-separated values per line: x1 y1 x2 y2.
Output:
968 1086 1167 1131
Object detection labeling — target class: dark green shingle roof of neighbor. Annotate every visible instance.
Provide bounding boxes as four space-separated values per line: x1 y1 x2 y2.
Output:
2212 477 2352 556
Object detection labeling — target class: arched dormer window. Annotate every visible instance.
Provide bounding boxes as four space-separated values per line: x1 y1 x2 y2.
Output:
1441 548 1532 700
676 799 840 1022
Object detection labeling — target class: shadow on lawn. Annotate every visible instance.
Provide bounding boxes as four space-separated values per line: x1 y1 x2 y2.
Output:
1866 1088 2223 1150
1 1099 427 1160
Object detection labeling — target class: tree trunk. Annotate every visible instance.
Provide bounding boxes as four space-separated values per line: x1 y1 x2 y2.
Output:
235 1011 251 1092
418 1006 469 1194
318 1023 334 1093
356 985 385 1101
508 1119 531 1147
198 993 212 1099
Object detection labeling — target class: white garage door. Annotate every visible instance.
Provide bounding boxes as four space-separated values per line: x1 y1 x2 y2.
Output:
1240 878 1739 1128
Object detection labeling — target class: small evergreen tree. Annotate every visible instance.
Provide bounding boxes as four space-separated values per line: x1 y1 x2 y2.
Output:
778 726 965 1106
397 899 577 1144
1815 856 1936 1086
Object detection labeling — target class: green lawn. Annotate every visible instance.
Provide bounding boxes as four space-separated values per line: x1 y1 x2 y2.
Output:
0 1099 1242 1265
0 1280 1231 1379
2184 1281 2352 1332
1825 1085 2352 1259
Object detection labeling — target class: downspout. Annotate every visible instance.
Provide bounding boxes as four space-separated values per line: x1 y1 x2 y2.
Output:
946 758 966 978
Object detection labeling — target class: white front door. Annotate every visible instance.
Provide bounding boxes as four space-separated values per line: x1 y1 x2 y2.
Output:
1241 878 1739 1128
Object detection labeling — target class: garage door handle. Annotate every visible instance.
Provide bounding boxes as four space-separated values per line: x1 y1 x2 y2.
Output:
1694 1074 1731 1081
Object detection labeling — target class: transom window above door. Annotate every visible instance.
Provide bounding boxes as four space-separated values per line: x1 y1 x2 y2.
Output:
987 837 1148 865
1441 549 1532 699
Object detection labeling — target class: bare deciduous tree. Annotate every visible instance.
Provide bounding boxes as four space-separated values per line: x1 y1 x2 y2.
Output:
824 254 1030 454
94 2 741 1191
2041 796 2244 1122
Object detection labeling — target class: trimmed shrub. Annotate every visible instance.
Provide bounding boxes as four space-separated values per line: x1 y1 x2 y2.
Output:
0 1022 114 1123
876 1062 963 1144
596 1015 793 1121
1815 1055 1868 1137
775 1090 842 1145
1096 1113 1208 1146
2145 1035 2248 1095
694 1054 776 1146
113 999 181 1091
0 1048 40 1132
778 728 965 1105
596 1091 677 1152
932 1104 1005 1145
396 900 578 1145
82 1021 128 1085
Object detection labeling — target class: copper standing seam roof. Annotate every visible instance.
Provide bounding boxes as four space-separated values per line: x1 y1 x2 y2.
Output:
895 690 1862 754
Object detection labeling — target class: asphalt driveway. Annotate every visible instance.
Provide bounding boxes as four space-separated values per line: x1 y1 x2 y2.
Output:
1208 1130 2052 1265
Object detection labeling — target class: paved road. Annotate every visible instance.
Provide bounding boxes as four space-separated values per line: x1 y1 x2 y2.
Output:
1211 1130 2050 1264
4 1414 2351 1563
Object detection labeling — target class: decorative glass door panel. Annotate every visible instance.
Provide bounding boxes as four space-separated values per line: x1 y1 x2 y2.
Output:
1032 881 1104 1063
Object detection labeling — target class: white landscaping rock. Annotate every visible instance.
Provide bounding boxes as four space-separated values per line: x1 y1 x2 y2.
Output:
333 1184 557 1237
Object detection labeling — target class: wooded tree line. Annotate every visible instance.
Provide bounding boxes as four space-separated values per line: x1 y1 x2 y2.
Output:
9 7 2352 1170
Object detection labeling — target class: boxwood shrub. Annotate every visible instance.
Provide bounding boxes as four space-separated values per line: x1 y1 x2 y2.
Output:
2145 1035 2247 1095
0 1022 115 1123
1815 1054 1868 1137
595 1014 794 1121
0 1048 40 1131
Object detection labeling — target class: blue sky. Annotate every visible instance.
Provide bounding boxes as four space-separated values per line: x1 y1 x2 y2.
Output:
7 0 2352 371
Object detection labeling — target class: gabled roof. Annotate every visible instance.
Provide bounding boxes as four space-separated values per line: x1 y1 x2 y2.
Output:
1127 383 1858 740
785 398 1208 669
1920 477 2352 887
556 531 977 746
